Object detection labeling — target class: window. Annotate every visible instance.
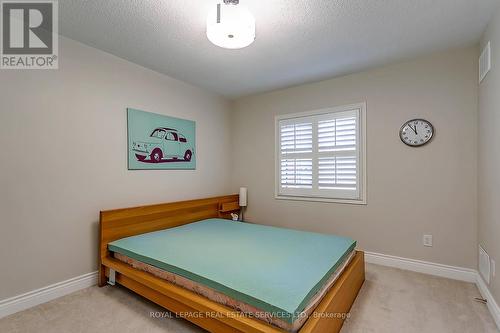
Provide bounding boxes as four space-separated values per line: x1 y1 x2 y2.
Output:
275 103 366 204
151 129 166 139
165 132 177 141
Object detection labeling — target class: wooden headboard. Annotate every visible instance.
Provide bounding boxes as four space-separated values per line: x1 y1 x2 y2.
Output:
99 194 239 284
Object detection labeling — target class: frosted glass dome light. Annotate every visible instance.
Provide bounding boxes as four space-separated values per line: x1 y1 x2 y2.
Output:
206 0 255 49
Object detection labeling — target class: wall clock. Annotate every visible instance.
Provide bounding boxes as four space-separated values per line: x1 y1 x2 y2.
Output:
399 119 434 147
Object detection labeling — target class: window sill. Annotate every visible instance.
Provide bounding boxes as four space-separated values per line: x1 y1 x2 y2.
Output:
275 194 367 205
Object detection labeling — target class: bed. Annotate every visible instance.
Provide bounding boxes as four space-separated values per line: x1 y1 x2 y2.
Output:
99 195 365 333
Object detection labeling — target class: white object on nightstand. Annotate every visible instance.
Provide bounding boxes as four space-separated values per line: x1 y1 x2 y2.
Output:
239 187 247 221
239 187 247 206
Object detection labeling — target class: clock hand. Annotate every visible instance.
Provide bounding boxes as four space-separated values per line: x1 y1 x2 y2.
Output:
409 125 417 135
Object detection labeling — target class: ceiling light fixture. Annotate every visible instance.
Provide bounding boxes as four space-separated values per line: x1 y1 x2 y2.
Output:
206 0 255 49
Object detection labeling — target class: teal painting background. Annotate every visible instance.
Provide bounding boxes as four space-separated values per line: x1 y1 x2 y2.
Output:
127 108 196 170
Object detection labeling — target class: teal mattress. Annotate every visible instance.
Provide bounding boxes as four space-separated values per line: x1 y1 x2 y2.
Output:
108 218 356 323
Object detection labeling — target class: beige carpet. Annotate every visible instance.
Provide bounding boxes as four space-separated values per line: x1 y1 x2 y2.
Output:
1 264 498 333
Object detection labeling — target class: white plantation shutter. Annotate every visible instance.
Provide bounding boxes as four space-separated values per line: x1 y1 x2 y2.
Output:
279 121 313 189
318 156 357 190
318 117 357 152
280 159 313 188
280 122 313 154
276 105 365 202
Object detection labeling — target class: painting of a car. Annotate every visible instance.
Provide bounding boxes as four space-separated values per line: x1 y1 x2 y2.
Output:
127 108 196 170
132 127 194 163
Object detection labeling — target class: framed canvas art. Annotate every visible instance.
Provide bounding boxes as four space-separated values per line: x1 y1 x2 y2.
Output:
127 108 196 170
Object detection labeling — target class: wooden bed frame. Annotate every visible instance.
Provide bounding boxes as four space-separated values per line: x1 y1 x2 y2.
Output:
99 195 365 333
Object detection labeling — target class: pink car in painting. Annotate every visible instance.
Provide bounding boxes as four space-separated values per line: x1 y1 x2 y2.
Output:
132 128 194 163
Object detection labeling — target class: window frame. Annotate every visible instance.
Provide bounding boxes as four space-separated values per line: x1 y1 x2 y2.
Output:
274 102 367 205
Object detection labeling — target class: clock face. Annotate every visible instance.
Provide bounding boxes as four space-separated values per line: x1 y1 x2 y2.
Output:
400 119 434 147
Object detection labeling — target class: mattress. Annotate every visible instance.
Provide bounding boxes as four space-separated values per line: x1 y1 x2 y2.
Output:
108 218 356 327
114 249 355 331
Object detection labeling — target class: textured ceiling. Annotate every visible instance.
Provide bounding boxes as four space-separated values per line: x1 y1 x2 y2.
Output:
59 0 500 98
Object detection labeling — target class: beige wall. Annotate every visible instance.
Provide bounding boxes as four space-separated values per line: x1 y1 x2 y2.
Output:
0 37 232 299
479 7 500 303
0 37 481 301
231 47 479 269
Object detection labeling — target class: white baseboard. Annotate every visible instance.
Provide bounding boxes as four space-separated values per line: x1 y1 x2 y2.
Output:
476 274 500 329
365 251 477 282
0 271 98 319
